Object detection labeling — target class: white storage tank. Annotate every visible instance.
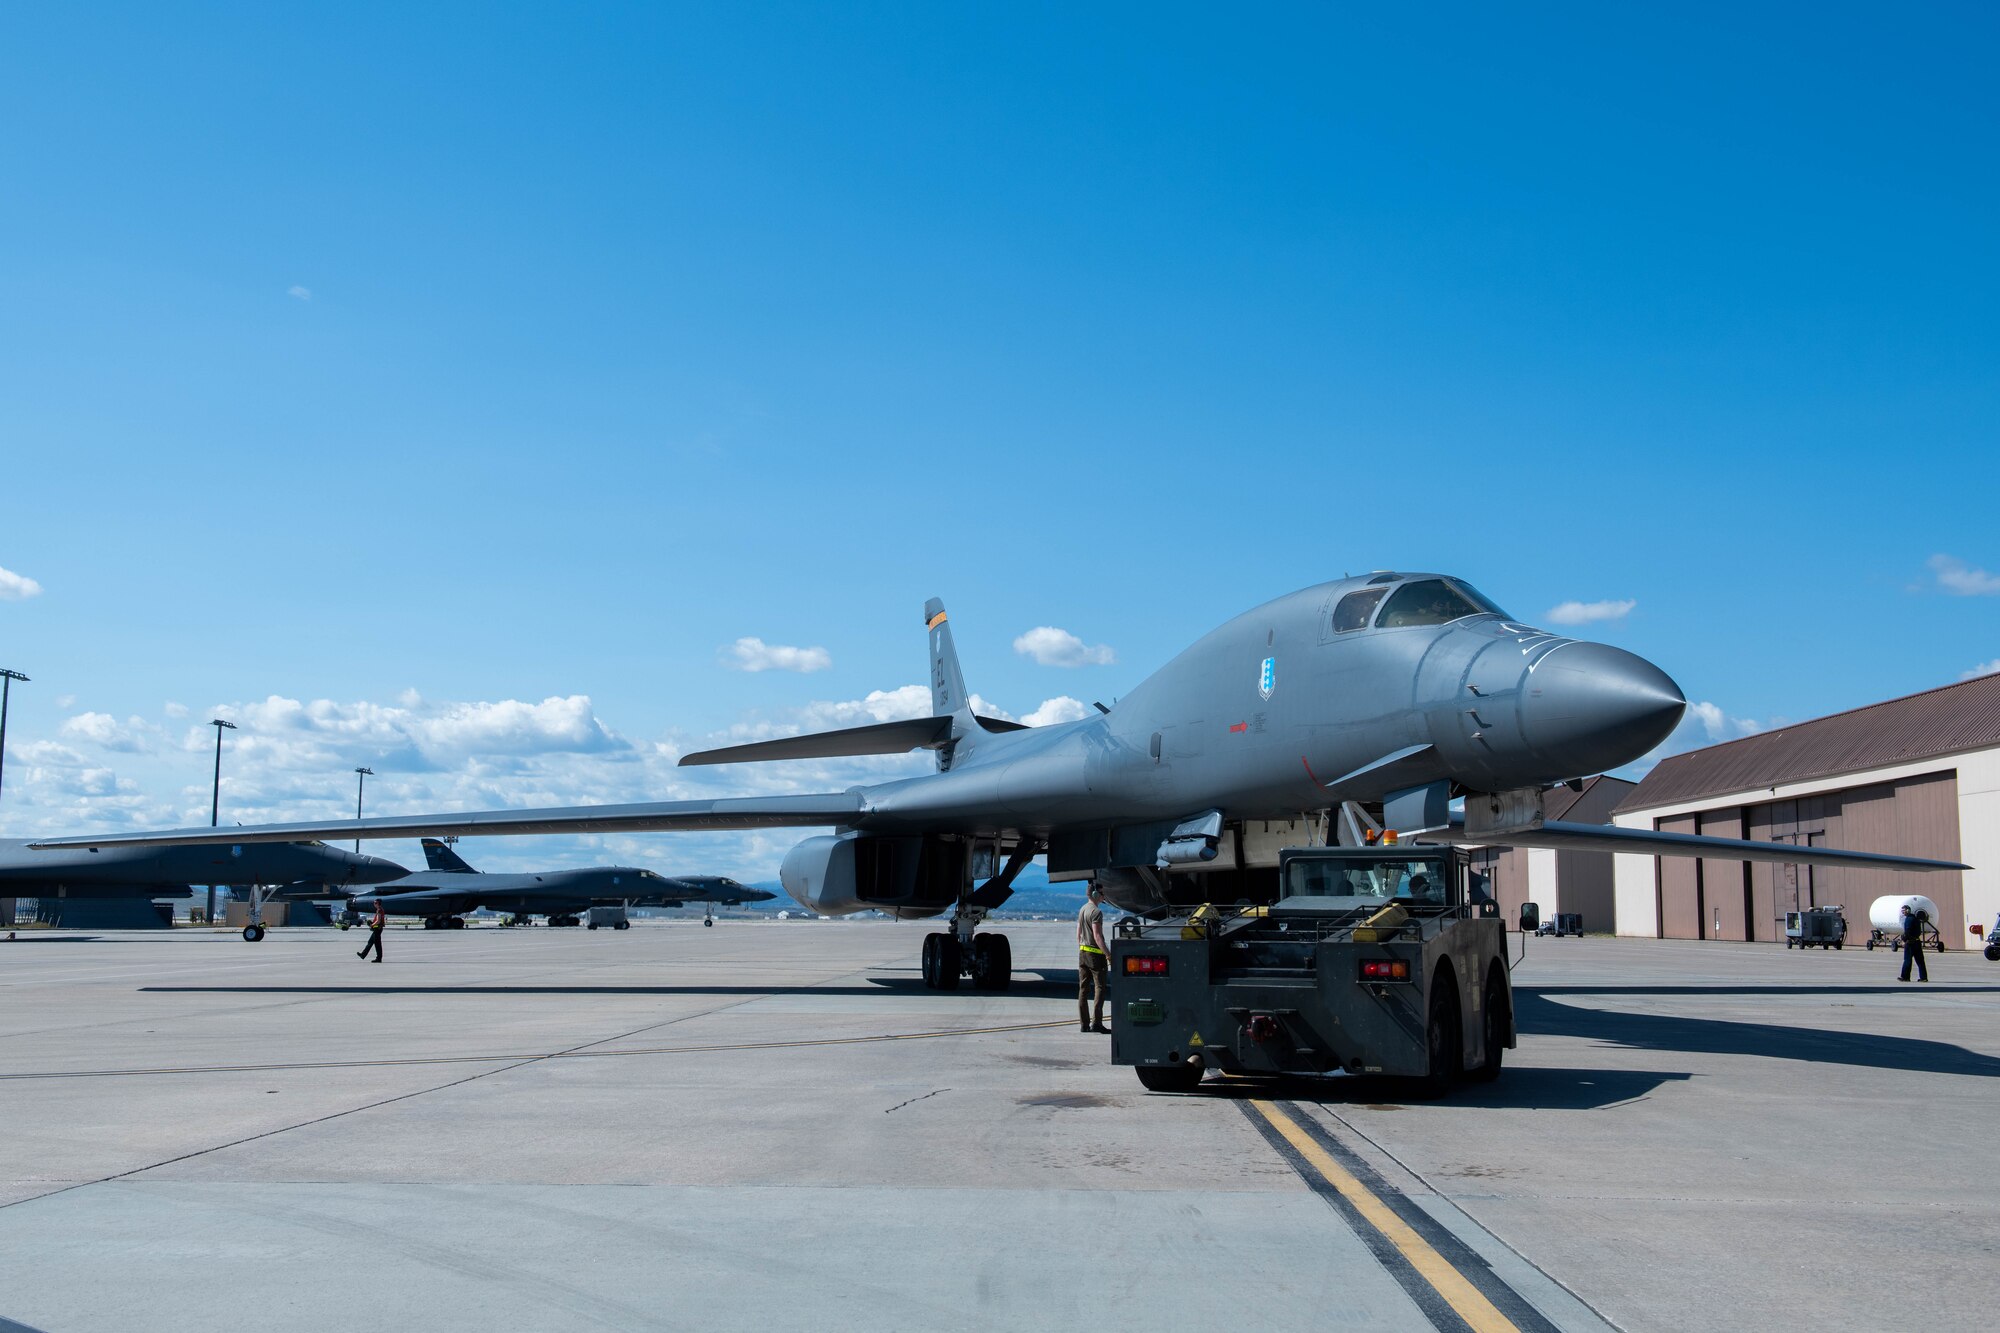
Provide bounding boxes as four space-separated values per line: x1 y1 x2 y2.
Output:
1868 895 1941 936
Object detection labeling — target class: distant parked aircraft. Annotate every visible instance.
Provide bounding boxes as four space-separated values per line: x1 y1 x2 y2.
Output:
0 837 405 935
351 838 773 929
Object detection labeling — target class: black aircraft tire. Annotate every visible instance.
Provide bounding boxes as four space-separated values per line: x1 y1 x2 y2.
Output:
1136 1062 1204 1093
986 934 1013 990
1411 978 1462 1100
703 918 714 927
935 935 963 991
242 926 260 943
920 933 939 988
616 920 630 930
1467 972 1507 1083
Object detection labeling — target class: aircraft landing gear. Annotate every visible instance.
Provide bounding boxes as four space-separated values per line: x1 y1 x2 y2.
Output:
921 913 1012 991
614 919 630 931
242 924 266 943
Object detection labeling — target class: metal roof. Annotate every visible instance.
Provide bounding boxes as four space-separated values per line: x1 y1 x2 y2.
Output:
1616 672 2000 813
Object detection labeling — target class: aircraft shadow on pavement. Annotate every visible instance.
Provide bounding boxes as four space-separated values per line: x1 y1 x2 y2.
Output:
1515 985 2000 1080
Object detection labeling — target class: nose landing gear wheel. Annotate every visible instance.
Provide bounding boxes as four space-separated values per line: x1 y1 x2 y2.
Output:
703 916 714 927
241 925 265 943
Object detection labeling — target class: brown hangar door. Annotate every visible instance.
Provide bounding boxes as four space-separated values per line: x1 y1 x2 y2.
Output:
1656 813 1701 938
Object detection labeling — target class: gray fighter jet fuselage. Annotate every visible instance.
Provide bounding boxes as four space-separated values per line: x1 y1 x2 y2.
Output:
0 837 407 902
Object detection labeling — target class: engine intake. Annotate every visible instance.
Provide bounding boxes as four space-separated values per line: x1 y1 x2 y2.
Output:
779 833 967 919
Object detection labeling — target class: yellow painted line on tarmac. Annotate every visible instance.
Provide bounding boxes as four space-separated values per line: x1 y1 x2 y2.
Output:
1250 1099 1520 1333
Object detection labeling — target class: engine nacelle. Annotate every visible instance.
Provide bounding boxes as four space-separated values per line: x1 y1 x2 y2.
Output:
778 832 964 919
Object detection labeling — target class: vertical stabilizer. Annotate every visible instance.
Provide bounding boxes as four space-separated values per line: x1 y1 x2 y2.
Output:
924 597 980 773
924 598 969 718
421 838 478 874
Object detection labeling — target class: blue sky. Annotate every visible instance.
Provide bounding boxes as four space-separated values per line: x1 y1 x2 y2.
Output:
2 3 1996 875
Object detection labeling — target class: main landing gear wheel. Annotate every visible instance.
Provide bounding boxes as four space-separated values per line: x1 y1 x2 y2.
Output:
971 933 1013 990
1136 1059 1203 1093
242 925 265 943
921 933 963 990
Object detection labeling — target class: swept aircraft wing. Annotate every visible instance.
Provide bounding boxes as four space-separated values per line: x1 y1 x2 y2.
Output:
26 794 865 851
1421 816 1967 872
680 716 954 766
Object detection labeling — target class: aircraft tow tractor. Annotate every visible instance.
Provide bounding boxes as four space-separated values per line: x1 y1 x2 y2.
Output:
1108 842 1513 1095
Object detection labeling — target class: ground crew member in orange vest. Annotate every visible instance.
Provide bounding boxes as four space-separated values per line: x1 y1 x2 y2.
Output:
357 900 387 963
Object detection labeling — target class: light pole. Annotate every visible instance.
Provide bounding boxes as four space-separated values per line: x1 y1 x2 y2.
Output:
0 668 26 809
205 718 237 923
353 767 373 853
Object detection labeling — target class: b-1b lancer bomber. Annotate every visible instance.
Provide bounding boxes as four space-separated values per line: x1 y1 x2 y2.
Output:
35 572 1965 980
352 838 772 929
0 836 406 932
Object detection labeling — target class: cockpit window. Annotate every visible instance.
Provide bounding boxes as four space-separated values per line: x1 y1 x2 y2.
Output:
1375 578 1507 629
1330 588 1387 633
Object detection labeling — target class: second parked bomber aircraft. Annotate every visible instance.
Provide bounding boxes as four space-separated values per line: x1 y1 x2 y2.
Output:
37 572 1965 986
354 838 774 929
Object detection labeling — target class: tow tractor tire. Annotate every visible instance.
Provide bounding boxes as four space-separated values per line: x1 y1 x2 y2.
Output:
588 922 598 930
935 934 963 991
1983 942 2000 962
1468 971 1507 1083
615 920 630 931
971 933 1013 990
1411 976 1463 1099
1136 1060 1204 1093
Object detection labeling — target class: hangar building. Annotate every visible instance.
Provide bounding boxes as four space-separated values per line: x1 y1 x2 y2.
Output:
1611 673 2000 949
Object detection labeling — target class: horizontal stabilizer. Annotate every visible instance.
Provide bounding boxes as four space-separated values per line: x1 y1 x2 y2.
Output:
28 793 868 850
1423 816 1968 872
679 716 955 767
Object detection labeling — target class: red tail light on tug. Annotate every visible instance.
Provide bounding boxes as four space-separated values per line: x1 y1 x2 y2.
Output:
1359 959 1410 982
1123 955 1169 976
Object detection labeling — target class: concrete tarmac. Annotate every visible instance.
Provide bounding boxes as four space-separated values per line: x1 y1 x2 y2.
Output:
1 922 1994 1332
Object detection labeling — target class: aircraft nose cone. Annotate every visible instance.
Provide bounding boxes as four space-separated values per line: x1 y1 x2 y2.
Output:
1520 642 1686 776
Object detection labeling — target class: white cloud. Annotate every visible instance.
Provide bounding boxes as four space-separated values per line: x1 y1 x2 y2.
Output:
1544 598 1637 626
0 564 44 600
1684 699 1765 741
1012 626 1115 668
1023 696 1091 727
55 694 77 709
1962 659 2000 681
59 712 155 753
1930 554 2000 596
722 637 833 673
287 285 312 301
164 701 189 718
